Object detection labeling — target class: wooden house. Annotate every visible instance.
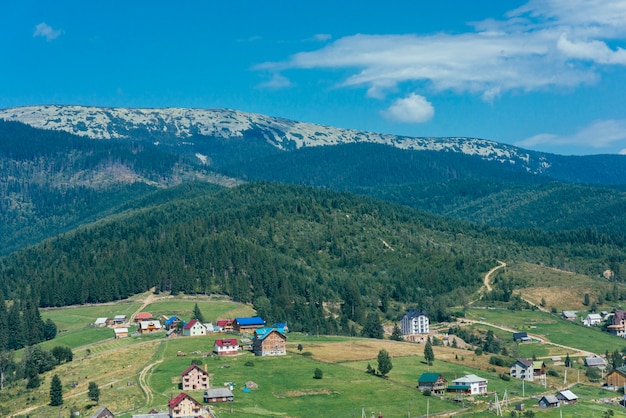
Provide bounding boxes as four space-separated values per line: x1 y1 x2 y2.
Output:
252 327 286 356
168 392 205 418
180 364 209 390
203 388 234 403
417 373 447 395
216 319 234 333
139 320 162 334
134 312 153 322
113 315 127 325
214 338 239 356
114 327 128 339
556 390 578 405
233 316 266 333
607 366 626 387
182 320 206 337
91 406 115 418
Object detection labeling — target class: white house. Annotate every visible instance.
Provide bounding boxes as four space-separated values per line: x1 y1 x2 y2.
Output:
510 358 534 382
583 313 602 326
183 320 207 337
400 309 429 335
450 374 488 395
213 338 239 356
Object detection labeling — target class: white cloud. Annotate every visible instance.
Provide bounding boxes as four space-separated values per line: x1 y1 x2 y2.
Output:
258 73 292 89
257 0 626 102
313 34 331 42
517 119 626 149
381 93 434 123
33 22 61 41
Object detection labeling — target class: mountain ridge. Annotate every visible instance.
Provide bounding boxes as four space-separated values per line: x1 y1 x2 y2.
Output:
0 104 549 173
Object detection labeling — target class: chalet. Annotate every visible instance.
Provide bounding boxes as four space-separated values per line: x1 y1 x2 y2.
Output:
512 332 530 343
556 390 578 405
114 328 129 339
91 406 115 418
168 392 206 418
584 355 607 369
214 338 239 356
182 320 206 337
253 327 287 356
203 388 234 403
561 311 577 321
180 364 209 390
583 313 602 326
532 361 546 380
234 316 266 333
134 312 153 322
448 374 487 395
510 358 534 382
139 321 162 334
606 366 626 387
417 373 447 395
538 395 560 408
400 309 429 335
113 315 127 325
216 319 234 333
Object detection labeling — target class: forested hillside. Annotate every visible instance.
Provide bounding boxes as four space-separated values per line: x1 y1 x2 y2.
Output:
1 183 625 335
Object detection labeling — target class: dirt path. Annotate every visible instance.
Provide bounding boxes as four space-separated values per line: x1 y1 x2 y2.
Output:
483 260 506 292
137 341 166 408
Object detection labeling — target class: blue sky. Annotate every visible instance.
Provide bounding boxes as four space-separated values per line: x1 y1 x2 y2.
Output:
2 1 626 155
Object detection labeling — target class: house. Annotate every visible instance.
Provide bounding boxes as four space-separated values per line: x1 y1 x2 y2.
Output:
606 366 626 387
182 320 206 337
557 390 578 405
139 321 162 334
417 373 447 395
510 358 534 382
608 310 626 337
94 317 110 328
203 323 215 333
134 312 153 322
448 374 487 395
584 355 607 369
253 327 287 356
512 332 530 343
532 361 546 380
180 364 209 390
168 392 206 418
91 406 115 418
164 316 184 331
203 388 234 403
216 319 234 332
113 315 127 325
234 316 266 333
538 395 560 408
214 338 239 356
561 311 577 321
583 313 602 326
114 328 129 339
400 309 429 335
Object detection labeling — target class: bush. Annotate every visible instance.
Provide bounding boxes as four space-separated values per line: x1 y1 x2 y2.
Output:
489 356 506 367
547 369 559 377
244 361 254 367
423 389 431 396
314 368 323 379
474 348 483 356
500 373 511 381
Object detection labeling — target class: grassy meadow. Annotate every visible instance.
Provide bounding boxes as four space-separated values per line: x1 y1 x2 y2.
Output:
5 294 626 417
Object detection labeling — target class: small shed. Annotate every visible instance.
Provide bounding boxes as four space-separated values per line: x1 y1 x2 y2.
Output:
538 395 560 408
114 327 129 339
203 388 234 403
113 315 127 325
557 390 578 405
512 332 530 342
584 355 606 369
561 311 577 321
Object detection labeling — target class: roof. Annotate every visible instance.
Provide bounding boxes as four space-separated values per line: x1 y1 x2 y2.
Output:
164 316 182 326
139 321 161 330
586 313 602 320
540 395 559 404
418 373 443 383
204 388 234 398
135 312 152 320
612 366 626 376
253 327 286 341
452 374 487 384
215 338 238 347
113 315 126 320
585 356 606 367
216 319 233 327
184 319 205 330
235 316 266 326
562 311 577 318
114 328 128 334
403 309 427 320
94 317 108 325
168 392 200 408
513 358 533 368
447 384 471 390
512 332 528 339
532 361 545 369
180 364 207 377
91 406 114 418
558 390 578 401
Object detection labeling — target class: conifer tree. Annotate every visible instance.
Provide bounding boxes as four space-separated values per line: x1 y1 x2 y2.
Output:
377 349 393 376
192 303 205 323
424 340 435 365
88 381 100 403
50 374 63 406
390 324 403 341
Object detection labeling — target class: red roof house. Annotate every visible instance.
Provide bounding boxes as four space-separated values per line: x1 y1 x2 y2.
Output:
169 392 204 418
135 312 153 322
213 338 239 356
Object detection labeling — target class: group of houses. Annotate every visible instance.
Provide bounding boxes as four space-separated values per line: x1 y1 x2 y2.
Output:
94 313 289 357
537 390 579 408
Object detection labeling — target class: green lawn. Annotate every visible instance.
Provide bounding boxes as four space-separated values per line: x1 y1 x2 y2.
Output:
144 299 256 323
41 302 140 332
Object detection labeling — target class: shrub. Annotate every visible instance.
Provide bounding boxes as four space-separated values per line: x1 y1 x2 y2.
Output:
489 356 506 367
500 373 511 381
244 361 254 367
314 368 323 379
423 389 431 396
547 369 559 377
